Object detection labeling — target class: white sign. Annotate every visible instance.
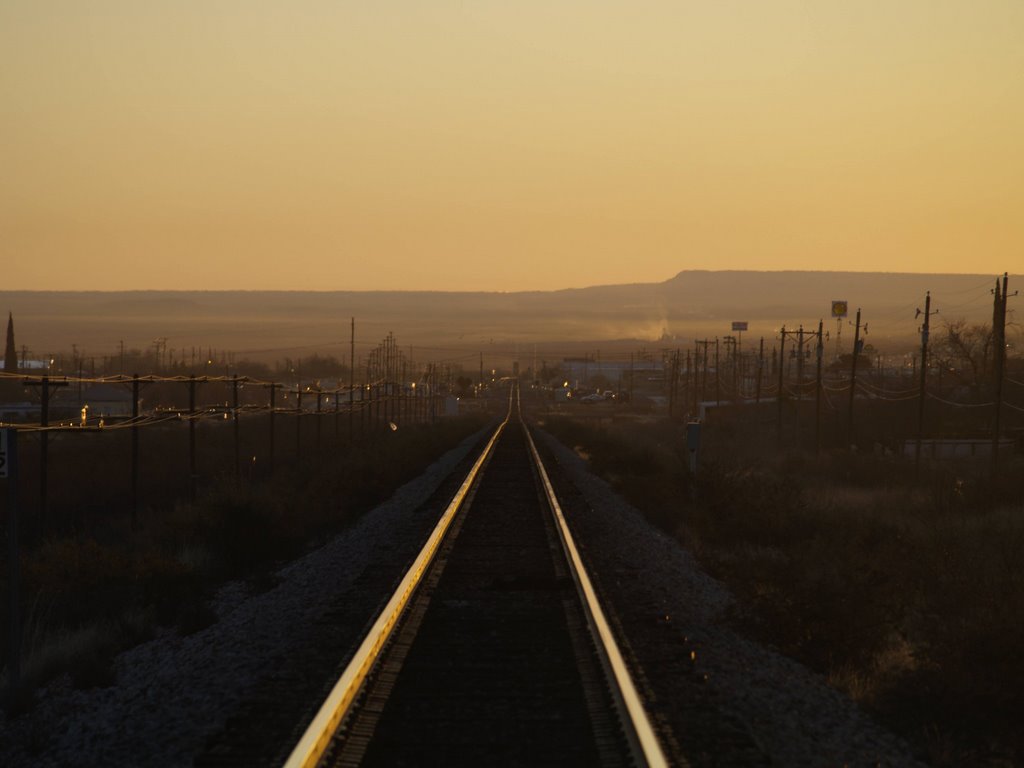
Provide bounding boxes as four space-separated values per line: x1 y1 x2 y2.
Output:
0 428 9 478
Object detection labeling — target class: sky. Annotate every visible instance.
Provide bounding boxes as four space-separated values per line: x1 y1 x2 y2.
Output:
2 1 1022 292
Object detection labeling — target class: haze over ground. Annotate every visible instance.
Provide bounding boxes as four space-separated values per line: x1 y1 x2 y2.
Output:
3 2 1022 293
1 271 1014 365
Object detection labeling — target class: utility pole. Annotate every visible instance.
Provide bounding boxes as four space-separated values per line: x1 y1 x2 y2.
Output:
668 351 679 418
264 382 282 475
736 328 744 395
684 352 692 417
714 339 721 407
232 375 243 481
814 322 824 454
24 375 68 534
187 375 203 503
131 374 141 526
694 340 712 413
401 357 408 424
315 384 323 450
992 273 1016 477
915 292 936 472
382 335 390 425
796 326 806 396
847 308 866 450
795 325 806 444
755 337 764 406
629 352 635 405
366 357 373 432
296 387 304 457
777 326 813 449
777 326 786 446
722 335 737 401
388 333 396 425
349 318 355 441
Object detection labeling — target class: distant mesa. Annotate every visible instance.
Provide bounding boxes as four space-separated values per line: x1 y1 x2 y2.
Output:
0 270 1011 360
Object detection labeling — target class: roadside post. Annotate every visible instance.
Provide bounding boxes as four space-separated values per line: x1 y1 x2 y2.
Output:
2 427 21 696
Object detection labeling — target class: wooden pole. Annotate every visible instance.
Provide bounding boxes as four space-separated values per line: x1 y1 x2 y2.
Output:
131 374 140 525
915 292 932 472
847 309 863 449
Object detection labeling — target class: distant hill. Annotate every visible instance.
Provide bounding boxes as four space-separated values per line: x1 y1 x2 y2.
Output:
0 271 1012 363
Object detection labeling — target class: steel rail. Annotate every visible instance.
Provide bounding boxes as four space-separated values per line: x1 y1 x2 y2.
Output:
282 393 512 768
522 407 670 768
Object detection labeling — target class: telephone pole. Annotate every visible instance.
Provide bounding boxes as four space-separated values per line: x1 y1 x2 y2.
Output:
714 339 721 407
815 320 824 455
722 335 737 401
777 326 816 450
264 382 282 475
694 339 713 413
795 325 806 444
24 375 68 533
915 292 937 472
130 374 142 526
777 326 787 446
847 309 866 450
296 386 304 457
755 337 765 406
992 273 1016 477
187 375 205 502
232 375 245 480
667 352 675 417
349 318 356 441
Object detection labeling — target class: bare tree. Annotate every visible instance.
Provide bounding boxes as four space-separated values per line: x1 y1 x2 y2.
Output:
932 319 994 398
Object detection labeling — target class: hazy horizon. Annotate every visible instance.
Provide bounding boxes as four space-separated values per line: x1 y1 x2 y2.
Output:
2 270 1013 364
0 267 1016 296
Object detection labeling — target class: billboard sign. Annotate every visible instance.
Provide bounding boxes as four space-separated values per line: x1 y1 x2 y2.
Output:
831 300 848 318
731 321 748 331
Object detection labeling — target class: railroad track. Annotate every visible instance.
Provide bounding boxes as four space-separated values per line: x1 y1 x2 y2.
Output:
284 383 669 767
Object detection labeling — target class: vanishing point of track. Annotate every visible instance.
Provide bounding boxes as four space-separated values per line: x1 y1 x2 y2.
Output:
284 383 669 767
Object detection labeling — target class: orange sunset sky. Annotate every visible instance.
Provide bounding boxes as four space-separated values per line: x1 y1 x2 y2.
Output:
3 1 1022 292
